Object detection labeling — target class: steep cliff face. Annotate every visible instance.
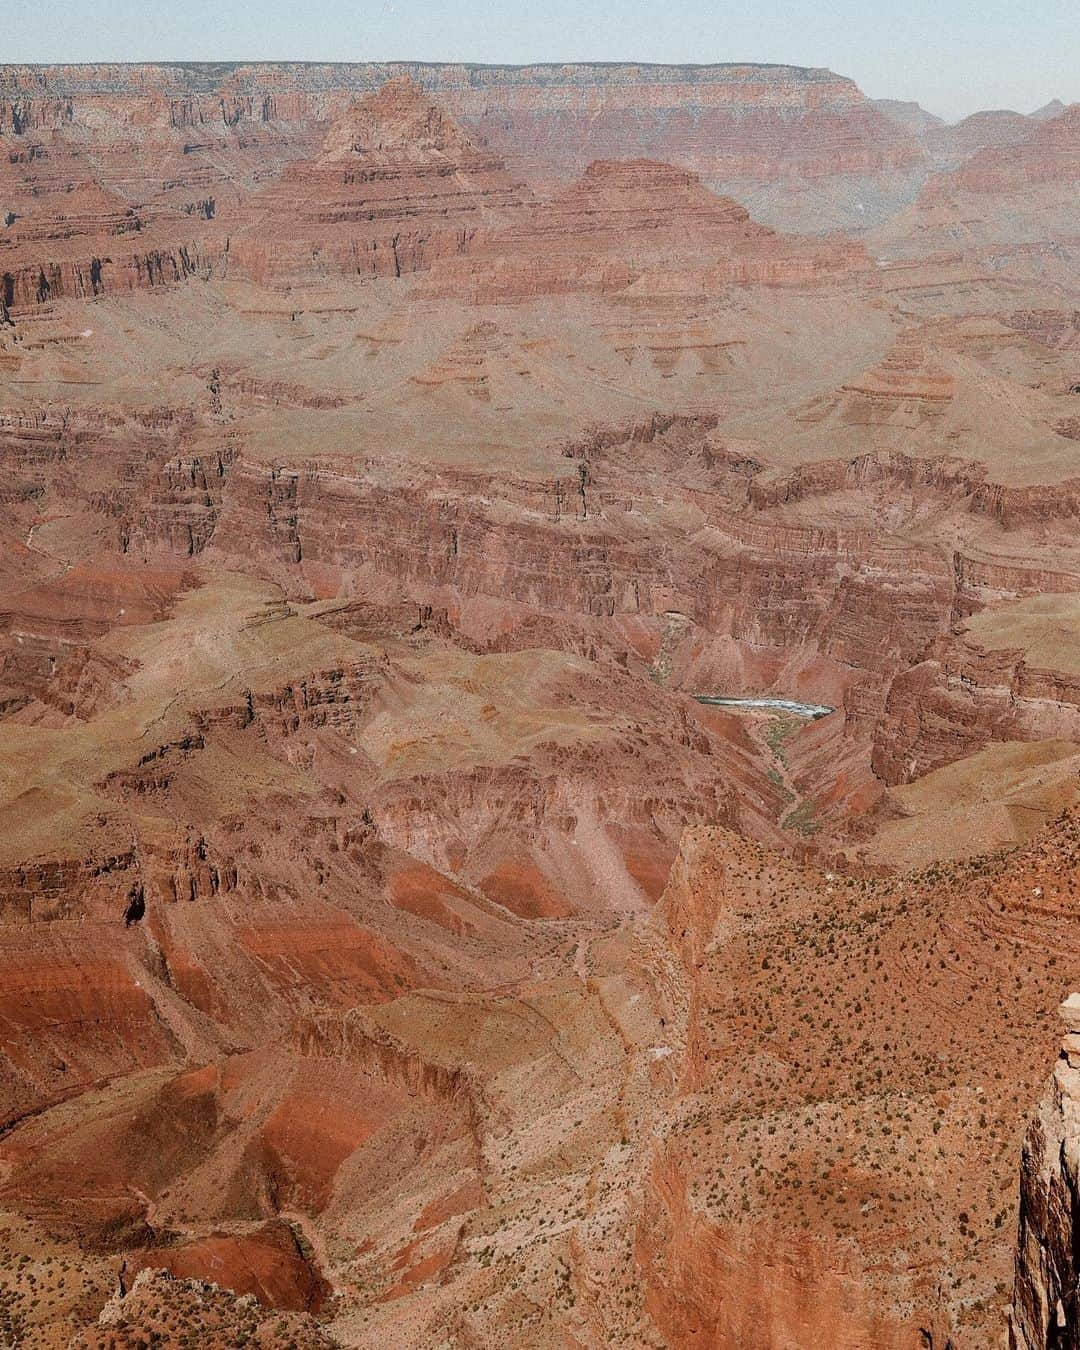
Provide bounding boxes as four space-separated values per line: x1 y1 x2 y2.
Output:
0 71 313 311
231 77 531 283
926 109 1038 169
940 104 1080 196
877 102 1080 255
1011 995 1080 1350
9 381 1077 868
638 810 1080 1349
1 61 928 237
873 596 1080 785
422 62 923 185
196 438 956 738
423 157 871 302
7 61 1073 304
0 126 216 309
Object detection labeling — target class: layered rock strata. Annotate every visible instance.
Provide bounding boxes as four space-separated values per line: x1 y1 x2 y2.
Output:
423 158 872 302
873 597 1080 785
232 77 532 284
1 62 926 190
1011 995 1080 1350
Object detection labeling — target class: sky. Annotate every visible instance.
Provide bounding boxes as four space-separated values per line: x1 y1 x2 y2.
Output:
6 0 1078 123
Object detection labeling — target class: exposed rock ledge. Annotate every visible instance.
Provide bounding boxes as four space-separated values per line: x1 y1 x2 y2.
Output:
1011 994 1080 1349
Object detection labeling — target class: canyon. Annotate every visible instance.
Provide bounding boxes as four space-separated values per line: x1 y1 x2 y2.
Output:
1 57 1080 1348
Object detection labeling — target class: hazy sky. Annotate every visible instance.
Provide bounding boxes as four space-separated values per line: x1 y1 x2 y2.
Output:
7 0 1077 123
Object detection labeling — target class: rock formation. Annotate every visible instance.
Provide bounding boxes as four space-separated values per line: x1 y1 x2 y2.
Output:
423 157 871 302
1 62 927 232
926 109 1039 168
0 58 1079 1349
1011 995 1080 1350
873 595 1080 785
232 77 531 283
941 103 1080 195
877 102 1080 257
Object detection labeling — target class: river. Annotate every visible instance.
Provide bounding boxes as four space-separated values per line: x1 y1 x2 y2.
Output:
693 695 834 720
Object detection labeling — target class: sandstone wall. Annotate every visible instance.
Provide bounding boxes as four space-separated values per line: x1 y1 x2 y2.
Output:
1011 995 1080 1350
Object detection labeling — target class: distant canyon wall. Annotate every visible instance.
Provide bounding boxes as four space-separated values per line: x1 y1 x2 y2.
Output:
0 60 926 188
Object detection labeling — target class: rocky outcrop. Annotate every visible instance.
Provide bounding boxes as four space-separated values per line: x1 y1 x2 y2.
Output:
0 96 74 135
200 441 955 713
122 444 237 557
1011 994 1080 1350
423 157 872 302
0 131 222 309
939 104 1080 196
231 77 531 283
75 1265 336 1348
953 551 1080 618
795 334 955 428
873 598 1080 785
926 109 1038 169
887 102 1080 253
637 812 1080 1348
123 1222 331 1313
1 242 213 310
1 61 926 193
871 99 945 139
